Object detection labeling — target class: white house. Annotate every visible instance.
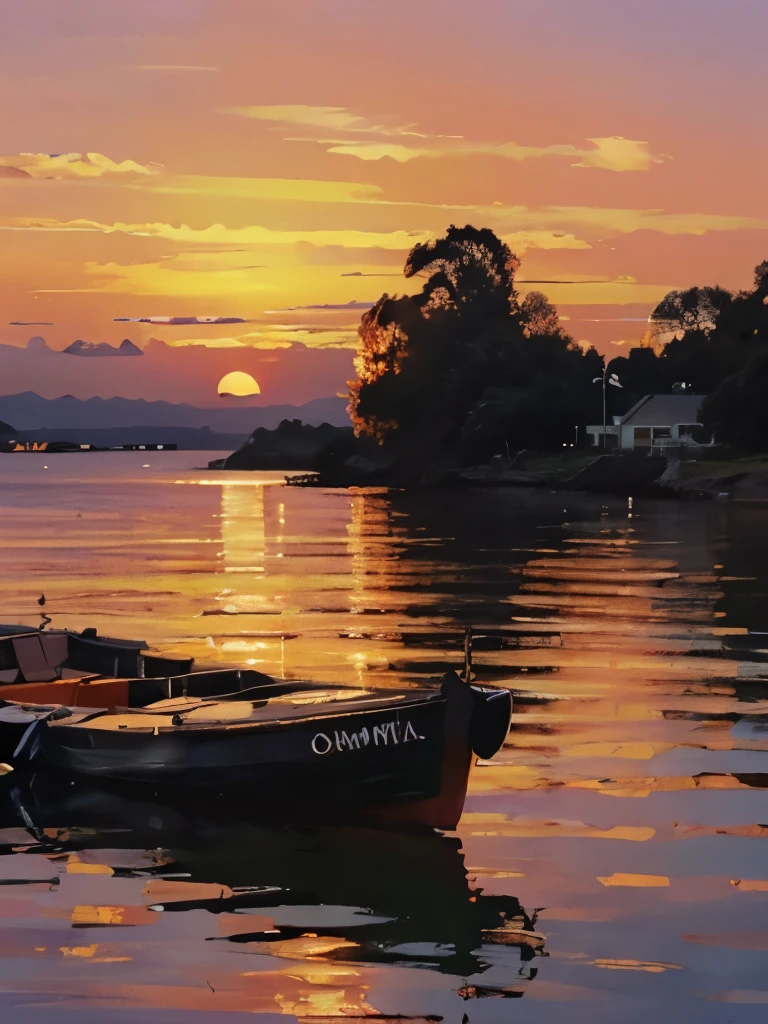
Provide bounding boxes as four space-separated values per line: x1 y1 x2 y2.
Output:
586 394 706 450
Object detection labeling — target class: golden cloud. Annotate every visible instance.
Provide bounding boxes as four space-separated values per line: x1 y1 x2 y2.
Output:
158 326 354 350
160 337 247 348
143 175 383 203
245 326 358 348
14 207 760 243
34 259 277 296
574 137 669 172
324 135 667 171
502 230 591 251
223 104 378 132
0 152 158 180
224 104 667 172
485 205 768 237
322 142 435 162
518 278 675 305
8 217 430 249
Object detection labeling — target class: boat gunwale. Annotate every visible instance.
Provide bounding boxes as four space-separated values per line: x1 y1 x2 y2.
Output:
46 689 448 736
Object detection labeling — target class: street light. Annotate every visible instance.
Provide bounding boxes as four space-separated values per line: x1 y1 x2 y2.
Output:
592 368 622 449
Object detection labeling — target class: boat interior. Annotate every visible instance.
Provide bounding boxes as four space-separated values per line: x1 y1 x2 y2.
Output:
0 627 323 709
0 628 434 724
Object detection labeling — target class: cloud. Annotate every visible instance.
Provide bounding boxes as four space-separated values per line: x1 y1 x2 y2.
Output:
6 218 430 250
243 325 358 349
132 251 265 274
35 257 278 296
0 152 158 180
114 316 251 325
9 203 766 252
502 230 591 251
341 271 402 277
517 274 637 286
143 175 383 204
220 104 396 134
519 276 619 284
486 206 768 238
270 300 375 312
519 279 674 305
10 321 53 325
63 339 143 357
226 104 667 172
574 137 670 172
145 323 358 351
159 337 248 348
321 136 667 170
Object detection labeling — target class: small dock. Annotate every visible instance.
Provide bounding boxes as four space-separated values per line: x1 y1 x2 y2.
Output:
285 473 322 487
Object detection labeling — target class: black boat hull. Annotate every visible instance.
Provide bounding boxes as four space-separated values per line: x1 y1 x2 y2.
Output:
3 674 512 830
38 696 447 802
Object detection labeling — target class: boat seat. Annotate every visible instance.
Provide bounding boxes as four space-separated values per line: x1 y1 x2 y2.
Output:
40 633 68 668
144 696 207 711
65 701 261 731
139 698 260 721
12 635 58 682
0 676 129 707
5 632 71 684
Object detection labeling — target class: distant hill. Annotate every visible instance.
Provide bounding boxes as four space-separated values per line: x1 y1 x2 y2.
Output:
0 420 14 436
0 393 349 432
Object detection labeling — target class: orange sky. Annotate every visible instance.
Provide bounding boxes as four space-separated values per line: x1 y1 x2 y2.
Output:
0 0 765 405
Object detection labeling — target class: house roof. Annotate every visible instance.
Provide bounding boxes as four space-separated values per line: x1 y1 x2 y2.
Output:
619 394 704 427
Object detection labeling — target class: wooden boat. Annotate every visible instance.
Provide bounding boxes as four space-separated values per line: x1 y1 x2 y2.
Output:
0 626 511 830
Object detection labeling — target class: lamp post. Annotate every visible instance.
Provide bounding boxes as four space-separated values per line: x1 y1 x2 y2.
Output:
592 368 622 449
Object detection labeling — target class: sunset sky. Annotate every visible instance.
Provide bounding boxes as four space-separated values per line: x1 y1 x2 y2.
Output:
1 0 766 406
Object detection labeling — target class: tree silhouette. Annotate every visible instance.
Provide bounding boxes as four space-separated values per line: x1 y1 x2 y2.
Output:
404 224 519 323
610 261 768 409
349 225 604 458
519 291 562 338
701 349 768 448
648 286 732 341
349 228 768 458
753 260 768 299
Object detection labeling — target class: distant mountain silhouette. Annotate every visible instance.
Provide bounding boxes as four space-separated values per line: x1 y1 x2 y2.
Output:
25 336 52 353
0 419 14 436
0 392 349 432
63 339 143 357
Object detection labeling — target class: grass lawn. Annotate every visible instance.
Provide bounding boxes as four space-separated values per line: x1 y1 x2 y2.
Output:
514 451 600 477
678 455 768 482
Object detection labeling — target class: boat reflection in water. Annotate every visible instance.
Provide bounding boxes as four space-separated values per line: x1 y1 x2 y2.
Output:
1 779 546 1009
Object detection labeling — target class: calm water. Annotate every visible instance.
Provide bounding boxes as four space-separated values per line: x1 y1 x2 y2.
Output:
0 451 767 1022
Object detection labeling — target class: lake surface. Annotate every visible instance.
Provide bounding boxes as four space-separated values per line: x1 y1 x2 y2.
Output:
1 450 767 1022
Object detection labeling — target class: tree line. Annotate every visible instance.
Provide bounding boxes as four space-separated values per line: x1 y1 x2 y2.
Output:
347 224 768 457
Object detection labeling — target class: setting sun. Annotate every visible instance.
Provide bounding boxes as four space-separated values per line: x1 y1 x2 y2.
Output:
217 371 261 397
